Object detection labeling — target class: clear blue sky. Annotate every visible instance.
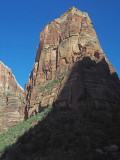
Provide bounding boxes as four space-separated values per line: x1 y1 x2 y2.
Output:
0 0 120 88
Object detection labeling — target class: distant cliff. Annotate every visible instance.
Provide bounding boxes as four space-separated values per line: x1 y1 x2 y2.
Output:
0 61 24 131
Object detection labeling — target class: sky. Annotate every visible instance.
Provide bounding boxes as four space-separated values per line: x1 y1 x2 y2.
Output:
0 0 120 89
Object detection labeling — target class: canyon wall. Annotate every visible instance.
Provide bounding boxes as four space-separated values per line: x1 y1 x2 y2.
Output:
0 61 24 131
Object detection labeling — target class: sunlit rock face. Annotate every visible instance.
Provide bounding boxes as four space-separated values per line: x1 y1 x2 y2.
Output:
0 61 24 131
25 7 120 118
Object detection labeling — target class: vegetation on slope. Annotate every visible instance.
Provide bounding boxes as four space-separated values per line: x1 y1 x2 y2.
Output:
0 105 53 153
39 77 64 92
1 106 120 160
38 69 70 92
0 110 3 115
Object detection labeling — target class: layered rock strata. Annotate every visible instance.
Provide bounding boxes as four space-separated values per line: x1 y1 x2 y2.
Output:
25 7 120 118
0 61 24 131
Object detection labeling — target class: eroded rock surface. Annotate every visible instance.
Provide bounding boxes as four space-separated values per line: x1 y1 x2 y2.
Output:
1 7 120 160
0 61 24 131
25 7 120 118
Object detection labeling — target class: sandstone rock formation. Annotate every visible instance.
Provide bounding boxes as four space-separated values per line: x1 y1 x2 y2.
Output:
1 7 120 160
25 6 120 118
0 61 24 131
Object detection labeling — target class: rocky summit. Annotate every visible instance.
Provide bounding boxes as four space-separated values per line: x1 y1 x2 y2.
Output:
25 6 120 118
0 61 24 131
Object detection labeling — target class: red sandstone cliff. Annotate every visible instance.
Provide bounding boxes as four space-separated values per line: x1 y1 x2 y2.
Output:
0 61 24 131
25 7 120 118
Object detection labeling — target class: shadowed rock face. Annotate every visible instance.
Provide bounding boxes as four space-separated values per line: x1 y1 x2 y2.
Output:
2 58 120 160
0 61 24 131
25 6 119 118
55 57 120 109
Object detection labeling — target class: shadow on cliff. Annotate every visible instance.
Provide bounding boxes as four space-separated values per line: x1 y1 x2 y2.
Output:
1 57 120 160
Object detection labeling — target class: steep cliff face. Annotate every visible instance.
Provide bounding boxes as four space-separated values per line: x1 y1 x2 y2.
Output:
25 7 120 118
0 61 24 131
1 7 120 160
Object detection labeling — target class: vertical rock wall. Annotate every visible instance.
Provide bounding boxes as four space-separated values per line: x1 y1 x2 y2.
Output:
0 61 24 131
25 7 120 118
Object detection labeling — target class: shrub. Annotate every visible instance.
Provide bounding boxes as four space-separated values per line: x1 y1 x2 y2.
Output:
0 110 3 115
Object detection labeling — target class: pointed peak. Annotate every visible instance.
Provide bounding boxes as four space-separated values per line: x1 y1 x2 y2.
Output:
60 6 80 19
67 6 78 12
54 7 86 24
